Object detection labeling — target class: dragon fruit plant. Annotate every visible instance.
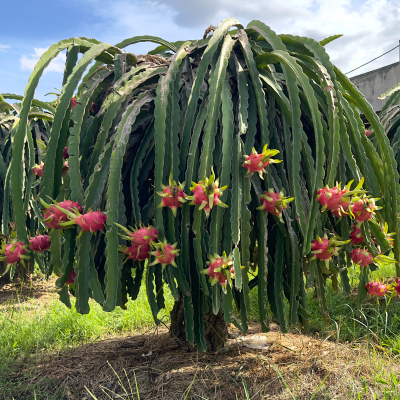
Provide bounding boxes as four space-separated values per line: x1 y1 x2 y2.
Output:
3 17 400 351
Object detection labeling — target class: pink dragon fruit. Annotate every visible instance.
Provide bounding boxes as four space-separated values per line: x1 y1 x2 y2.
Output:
157 174 187 217
32 164 44 177
63 147 69 160
125 244 150 261
41 199 83 229
243 144 281 178
394 279 400 296
317 179 364 217
310 236 349 261
350 197 379 222
350 248 373 267
201 252 233 287
365 281 388 297
365 130 372 137
29 235 51 252
65 269 76 284
62 161 69 177
257 190 294 222
75 211 106 232
0 240 29 265
71 98 78 110
115 224 159 246
187 168 228 218
149 239 180 268
349 225 364 245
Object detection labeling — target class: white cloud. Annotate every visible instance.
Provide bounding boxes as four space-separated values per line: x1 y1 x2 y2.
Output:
85 0 400 77
0 44 11 52
20 48 66 73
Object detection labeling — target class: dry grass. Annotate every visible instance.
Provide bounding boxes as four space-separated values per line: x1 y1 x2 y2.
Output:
4 323 398 400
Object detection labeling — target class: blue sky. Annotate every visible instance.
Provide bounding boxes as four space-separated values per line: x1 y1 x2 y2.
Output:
1 0 399 100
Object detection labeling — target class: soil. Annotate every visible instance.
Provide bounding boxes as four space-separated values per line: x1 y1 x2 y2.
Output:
1 279 399 399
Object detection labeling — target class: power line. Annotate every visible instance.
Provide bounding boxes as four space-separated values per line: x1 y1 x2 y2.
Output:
346 44 400 74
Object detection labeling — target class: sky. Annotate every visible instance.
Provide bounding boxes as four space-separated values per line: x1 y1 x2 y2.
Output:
1 0 399 100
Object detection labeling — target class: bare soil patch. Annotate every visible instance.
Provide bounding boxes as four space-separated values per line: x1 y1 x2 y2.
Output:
5 323 398 400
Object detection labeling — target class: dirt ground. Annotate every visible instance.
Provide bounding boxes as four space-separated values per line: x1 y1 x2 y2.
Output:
1 279 400 399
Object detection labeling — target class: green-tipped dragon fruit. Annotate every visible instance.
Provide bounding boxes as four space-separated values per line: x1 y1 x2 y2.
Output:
243 144 281 179
187 168 228 218
257 190 294 222
200 252 234 287
149 239 180 268
157 173 187 217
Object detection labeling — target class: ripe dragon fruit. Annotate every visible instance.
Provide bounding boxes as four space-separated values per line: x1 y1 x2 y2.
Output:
349 225 364 245
71 98 78 110
149 239 180 268
365 129 372 137
41 198 83 229
29 235 51 252
394 278 400 296
124 244 150 261
0 240 29 265
32 164 44 177
257 190 294 222
243 143 281 178
365 281 388 297
350 248 373 267
75 211 107 232
317 178 365 217
350 197 379 222
187 168 228 218
157 174 187 217
65 269 76 285
63 147 69 159
201 252 233 287
310 236 349 261
62 161 69 177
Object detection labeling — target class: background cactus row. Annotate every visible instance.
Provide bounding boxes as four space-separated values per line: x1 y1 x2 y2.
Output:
0 18 399 351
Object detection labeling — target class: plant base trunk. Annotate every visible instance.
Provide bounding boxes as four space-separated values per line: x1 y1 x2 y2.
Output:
169 298 228 350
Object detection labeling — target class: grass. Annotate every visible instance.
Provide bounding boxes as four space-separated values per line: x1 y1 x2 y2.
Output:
0 262 400 398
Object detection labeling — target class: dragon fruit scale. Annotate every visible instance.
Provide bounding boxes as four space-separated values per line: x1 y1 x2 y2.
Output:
0 240 29 265
29 235 51 252
243 144 281 178
365 281 388 297
257 190 294 222
394 279 400 296
149 239 180 268
157 173 187 217
187 168 228 218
